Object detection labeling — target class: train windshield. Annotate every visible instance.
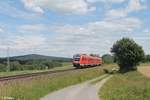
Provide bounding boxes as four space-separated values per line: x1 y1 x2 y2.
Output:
73 54 80 61
74 58 80 61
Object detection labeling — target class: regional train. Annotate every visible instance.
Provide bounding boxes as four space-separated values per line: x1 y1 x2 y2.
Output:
72 54 102 68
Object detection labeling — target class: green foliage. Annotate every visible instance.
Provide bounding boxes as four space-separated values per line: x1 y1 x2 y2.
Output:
146 55 150 62
111 38 145 72
16 60 63 71
143 55 150 63
102 54 114 64
10 61 22 71
0 64 6 72
0 54 68 72
0 60 64 72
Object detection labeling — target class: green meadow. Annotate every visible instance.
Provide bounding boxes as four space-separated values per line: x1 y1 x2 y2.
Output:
99 67 150 100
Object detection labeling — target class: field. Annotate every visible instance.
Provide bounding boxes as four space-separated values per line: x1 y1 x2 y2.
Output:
99 65 150 100
138 64 150 77
0 64 114 100
0 62 72 77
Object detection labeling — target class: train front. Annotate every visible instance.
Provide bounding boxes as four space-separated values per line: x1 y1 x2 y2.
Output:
72 54 80 68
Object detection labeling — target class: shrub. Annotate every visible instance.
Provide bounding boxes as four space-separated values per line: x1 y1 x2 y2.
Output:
102 54 114 64
10 61 22 71
0 64 6 72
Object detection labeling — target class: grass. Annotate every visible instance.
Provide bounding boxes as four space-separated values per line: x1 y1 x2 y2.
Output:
91 74 109 84
99 70 150 100
0 64 114 100
0 62 73 77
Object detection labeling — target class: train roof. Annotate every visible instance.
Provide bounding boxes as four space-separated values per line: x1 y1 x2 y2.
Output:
73 54 100 57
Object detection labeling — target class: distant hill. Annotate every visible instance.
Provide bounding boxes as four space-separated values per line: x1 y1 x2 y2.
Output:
1 54 72 62
0 54 72 71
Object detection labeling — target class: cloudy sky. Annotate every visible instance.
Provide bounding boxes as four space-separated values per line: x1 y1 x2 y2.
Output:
0 0 150 57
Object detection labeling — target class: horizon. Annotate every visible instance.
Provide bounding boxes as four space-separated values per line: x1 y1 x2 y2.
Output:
0 0 150 57
0 53 72 58
0 53 104 58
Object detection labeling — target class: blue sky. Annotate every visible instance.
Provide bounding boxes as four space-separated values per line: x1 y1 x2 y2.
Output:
0 0 150 57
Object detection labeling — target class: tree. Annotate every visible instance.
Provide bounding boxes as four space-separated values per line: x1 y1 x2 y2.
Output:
111 38 145 72
102 54 114 64
10 61 22 71
0 64 6 72
90 54 99 57
145 55 150 62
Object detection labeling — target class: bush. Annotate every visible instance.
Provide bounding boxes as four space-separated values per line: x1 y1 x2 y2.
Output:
111 38 145 72
0 59 64 72
10 61 22 71
144 55 150 63
0 64 6 72
102 54 114 64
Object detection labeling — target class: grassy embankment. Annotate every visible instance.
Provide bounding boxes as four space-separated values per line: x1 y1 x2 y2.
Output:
0 64 115 100
99 65 150 100
0 62 72 77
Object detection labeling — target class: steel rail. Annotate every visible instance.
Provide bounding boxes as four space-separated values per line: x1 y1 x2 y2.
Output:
0 68 75 82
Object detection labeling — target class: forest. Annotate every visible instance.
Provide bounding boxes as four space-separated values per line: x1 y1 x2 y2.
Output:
0 54 71 72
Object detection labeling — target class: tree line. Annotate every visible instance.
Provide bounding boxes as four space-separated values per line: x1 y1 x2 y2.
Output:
0 59 64 72
102 54 150 64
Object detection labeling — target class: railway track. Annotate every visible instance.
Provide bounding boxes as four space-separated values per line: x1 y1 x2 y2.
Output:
0 68 75 82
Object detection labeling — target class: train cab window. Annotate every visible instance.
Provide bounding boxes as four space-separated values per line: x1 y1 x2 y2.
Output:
74 58 80 61
73 54 80 61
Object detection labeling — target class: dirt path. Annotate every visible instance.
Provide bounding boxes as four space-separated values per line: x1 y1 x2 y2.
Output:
40 75 112 100
138 66 150 77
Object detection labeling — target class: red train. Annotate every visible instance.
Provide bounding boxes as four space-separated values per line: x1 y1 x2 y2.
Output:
72 54 102 68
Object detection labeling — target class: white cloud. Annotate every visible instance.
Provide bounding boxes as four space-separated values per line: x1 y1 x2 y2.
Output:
0 17 146 57
19 24 47 31
21 0 146 17
0 2 42 19
109 0 125 3
22 0 44 14
105 8 127 18
105 0 146 18
0 0 148 57
13 35 46 49
87 0 125 3
143 29 150 33
127 0 146 12
21 0 128 15
50 17 141 35
0 35 46 50
46 17 141 56
22 0 96 15
0 27 4 33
